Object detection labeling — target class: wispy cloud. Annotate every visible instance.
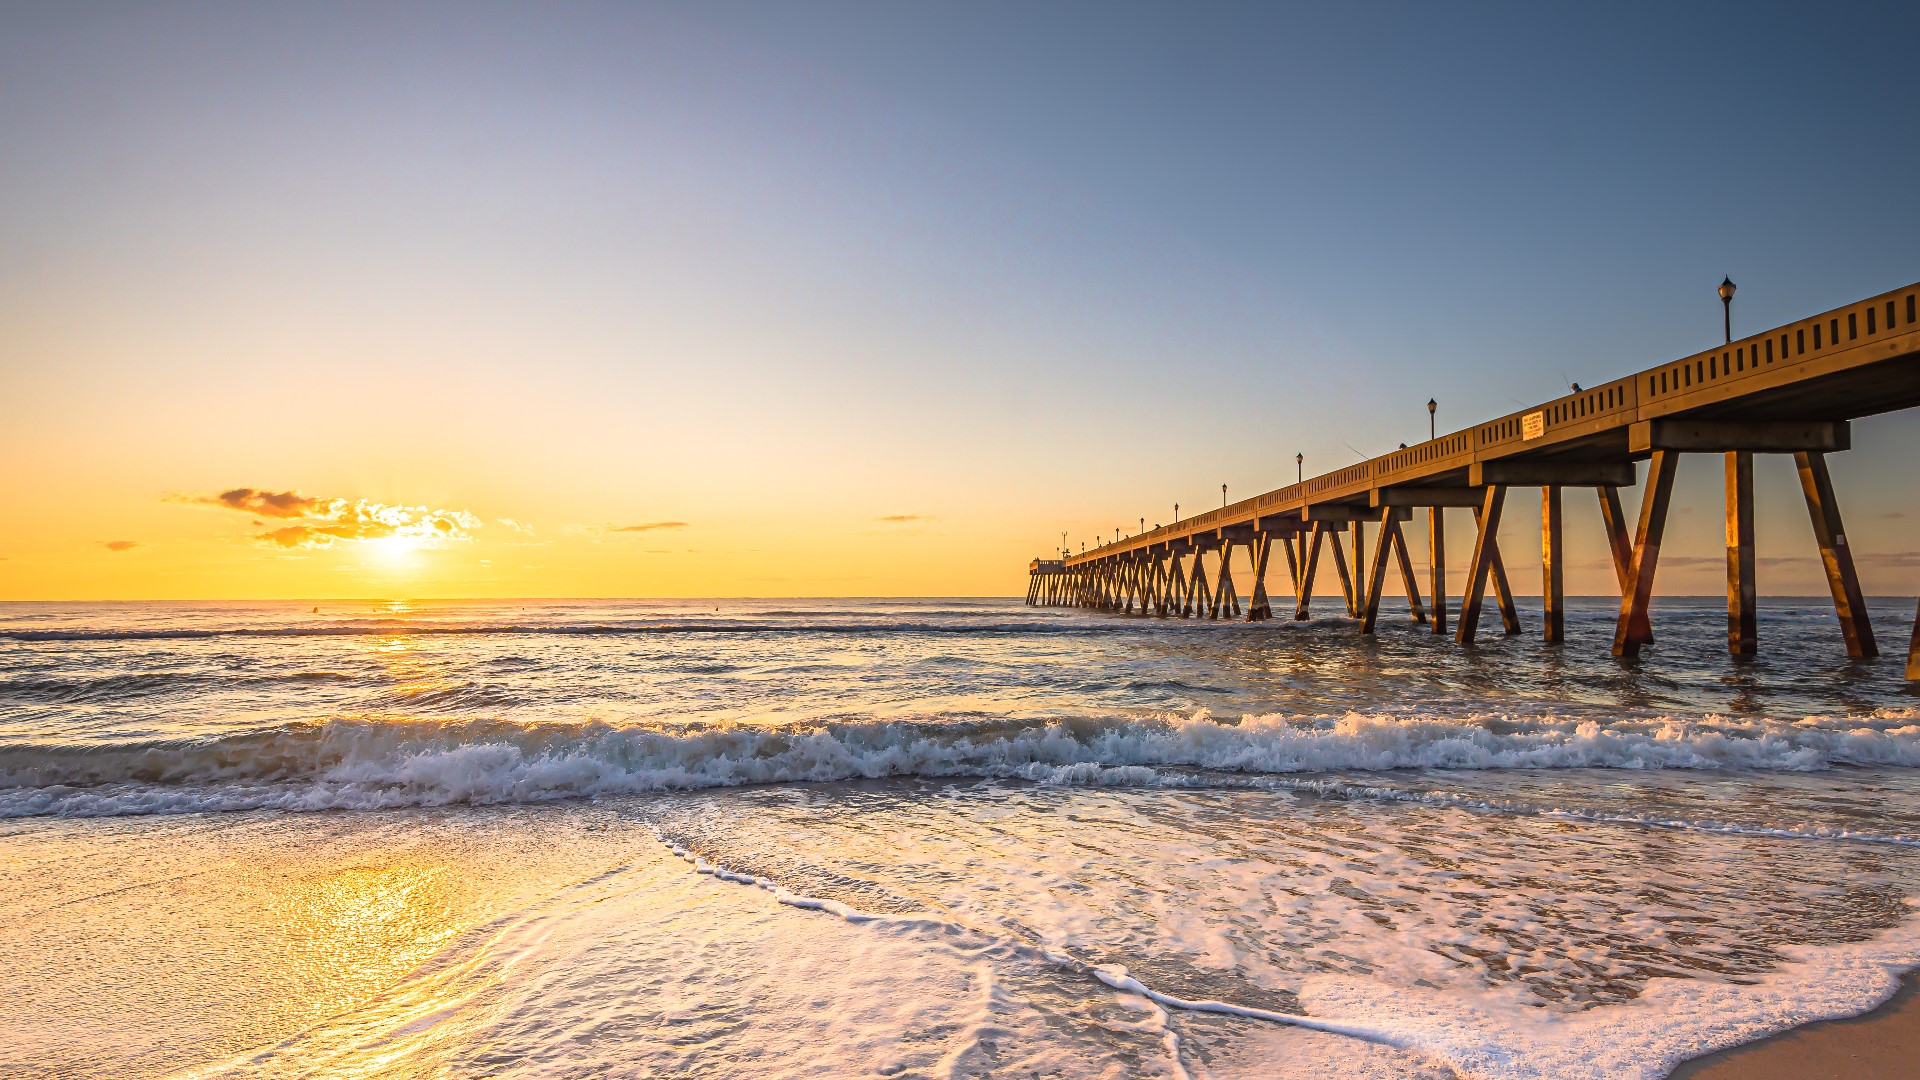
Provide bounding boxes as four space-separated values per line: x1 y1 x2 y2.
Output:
611 521 690 533
1854 551 1920 568
178 488 336 519
1651 555 1724 569
101 540 139 552
877 514 931 523
177 486 482 549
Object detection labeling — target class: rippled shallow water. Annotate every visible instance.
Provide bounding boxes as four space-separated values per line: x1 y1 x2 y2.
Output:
3 596 1920 1078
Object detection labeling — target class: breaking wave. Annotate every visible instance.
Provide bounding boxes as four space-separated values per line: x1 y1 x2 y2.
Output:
6 709 1920 819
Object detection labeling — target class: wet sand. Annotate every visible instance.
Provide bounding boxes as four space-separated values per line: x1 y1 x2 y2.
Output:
1669 974 1920 1079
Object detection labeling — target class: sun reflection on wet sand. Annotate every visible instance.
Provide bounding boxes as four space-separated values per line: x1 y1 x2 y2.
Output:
0 808 637 1079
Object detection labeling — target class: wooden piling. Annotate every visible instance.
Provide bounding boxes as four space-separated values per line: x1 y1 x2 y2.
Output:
1359 512 1395 635
1295 525 1325 620
1795 450 1877 658
1328 532 1356 617
1186 549 1209 617
1725 451 1757 655
1907 600 1920 681
1484 507 1522 635
1613 450 1678 658
1350 520 1367 618
1212 538 1238 619
1597 487 1634 595
1457 486 1507 645
1392 520 1428 623
1542 486 1564 644
1428 508 1447 635
1247 534 1274 621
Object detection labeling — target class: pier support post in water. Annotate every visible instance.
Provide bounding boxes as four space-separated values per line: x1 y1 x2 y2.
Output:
1613 451 1678 658
1726 451 1757 656
1429 508 1447 635
1482 505 1522 636
1186 548 1209 617
1392 518 1428 624
1795 450 1877 658
1349 520 1367 617
1907 599 1920 681
1359 509 1397 635
1282 531 1301 603
1597 486 1635 595
1212 538 1239 619
1542 486 1564 644
1328 531 1356 617
1457 486 1508 644
1295 524 1326 620
1246 533 1274 621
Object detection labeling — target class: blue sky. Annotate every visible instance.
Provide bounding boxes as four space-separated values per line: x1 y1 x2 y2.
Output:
2 2 1916 596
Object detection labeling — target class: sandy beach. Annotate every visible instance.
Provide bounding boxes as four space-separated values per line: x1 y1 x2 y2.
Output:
1671 974 1920 1079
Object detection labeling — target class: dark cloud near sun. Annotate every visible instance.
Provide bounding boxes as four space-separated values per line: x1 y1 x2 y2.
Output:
101 540 139 552
173 486 481 549
194 488 336 519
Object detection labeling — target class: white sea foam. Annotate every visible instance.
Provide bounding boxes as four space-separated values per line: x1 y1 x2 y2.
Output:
656 822 1920 1080
8 709 1920 819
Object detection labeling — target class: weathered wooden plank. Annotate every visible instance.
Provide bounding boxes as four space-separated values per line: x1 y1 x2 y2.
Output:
1372 487 1487 508
1630 419 1850 454
1472 461 1636 488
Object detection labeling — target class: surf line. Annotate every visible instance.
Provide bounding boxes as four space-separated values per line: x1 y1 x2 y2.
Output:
644 827 1406 1053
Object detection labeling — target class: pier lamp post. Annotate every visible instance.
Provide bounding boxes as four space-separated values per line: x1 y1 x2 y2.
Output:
1427 398 1436 441
1140 517 1146 536
1221 484 1227 508
1720 277 1737 343
1295 453 1303 483
1174 502 1179 522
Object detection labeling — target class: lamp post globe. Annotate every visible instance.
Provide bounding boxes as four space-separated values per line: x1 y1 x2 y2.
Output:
1427 398 1437 441
1295 452 1303 482
1719 277 1737 343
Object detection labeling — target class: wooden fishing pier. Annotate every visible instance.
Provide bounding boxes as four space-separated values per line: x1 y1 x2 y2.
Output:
1027 281 1920 679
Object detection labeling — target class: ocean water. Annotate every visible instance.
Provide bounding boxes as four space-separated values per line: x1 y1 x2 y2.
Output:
4 596 1920 1079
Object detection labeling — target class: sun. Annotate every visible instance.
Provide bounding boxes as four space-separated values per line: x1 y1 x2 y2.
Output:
365 533 425 567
